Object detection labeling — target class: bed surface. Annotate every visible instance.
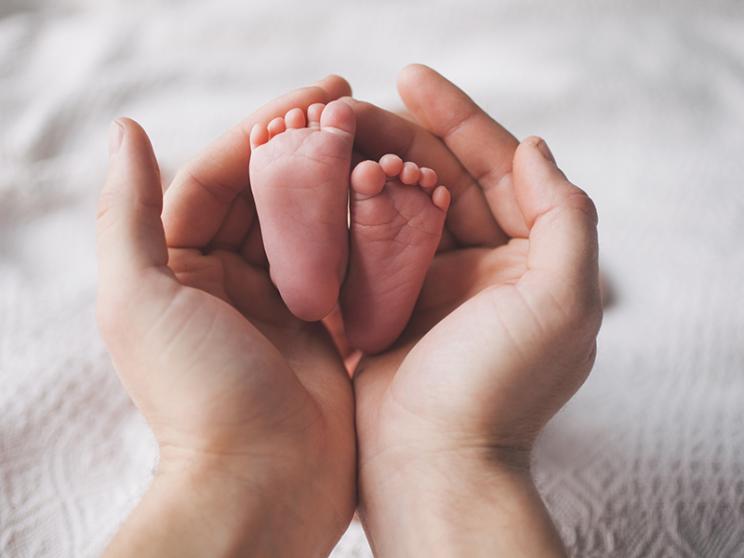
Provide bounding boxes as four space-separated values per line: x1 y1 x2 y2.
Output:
1 1 743 556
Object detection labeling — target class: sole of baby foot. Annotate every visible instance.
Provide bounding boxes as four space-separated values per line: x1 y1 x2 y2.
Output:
341 154 450 353
249 100 356 321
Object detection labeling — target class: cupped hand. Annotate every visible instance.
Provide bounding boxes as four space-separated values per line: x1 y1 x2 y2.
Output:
346 65 602 556
97 77 356 557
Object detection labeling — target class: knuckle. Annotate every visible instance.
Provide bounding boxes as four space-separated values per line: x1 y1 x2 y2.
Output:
176 166 238 206
565 187 599 225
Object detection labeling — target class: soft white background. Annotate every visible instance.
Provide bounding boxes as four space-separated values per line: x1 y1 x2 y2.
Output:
1 0 743 556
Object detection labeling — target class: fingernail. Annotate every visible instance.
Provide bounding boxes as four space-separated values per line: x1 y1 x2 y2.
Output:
534 138 556 163
109 119 124 156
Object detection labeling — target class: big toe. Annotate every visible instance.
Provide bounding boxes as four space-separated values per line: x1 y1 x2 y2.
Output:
320 100 356 136
351 161 386 197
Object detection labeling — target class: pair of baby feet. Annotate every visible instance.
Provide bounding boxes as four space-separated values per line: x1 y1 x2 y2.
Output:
249 100 450 353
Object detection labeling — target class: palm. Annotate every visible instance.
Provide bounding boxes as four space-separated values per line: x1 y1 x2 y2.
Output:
146 247 352 464
354 241 544 464
348 66 600 480
155 169 357 538
406 242 527 338
147 76 358 474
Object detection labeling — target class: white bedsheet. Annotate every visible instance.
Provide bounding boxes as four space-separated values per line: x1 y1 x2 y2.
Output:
1 1 743 556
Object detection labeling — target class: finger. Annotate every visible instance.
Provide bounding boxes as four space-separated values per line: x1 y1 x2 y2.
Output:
513 137 600 319
240 216 268 267
167 248 231 304
96 119 177 352
346 97 507 248
97 118 168 281
162 75 352 249
209 193 256 251
215 250 291 325
397 64 529 239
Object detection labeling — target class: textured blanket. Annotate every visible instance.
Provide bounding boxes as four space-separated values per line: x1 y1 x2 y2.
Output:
1 0 743 556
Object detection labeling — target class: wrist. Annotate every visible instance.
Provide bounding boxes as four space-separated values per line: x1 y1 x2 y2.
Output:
105 446 348 558
358 448 566 558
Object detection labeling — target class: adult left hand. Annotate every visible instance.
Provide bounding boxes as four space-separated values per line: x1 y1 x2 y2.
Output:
345 65 602 557
97 76 357 558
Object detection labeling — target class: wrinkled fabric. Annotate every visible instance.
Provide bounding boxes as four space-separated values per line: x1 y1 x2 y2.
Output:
1 1 743 556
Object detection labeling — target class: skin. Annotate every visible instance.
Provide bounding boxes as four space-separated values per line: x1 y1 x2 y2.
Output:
347 64 602 557
248 100 356 321
97 66 601 557
342 154 450 354
98 77 357 558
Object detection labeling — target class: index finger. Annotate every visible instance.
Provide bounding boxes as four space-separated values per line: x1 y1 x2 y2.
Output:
162 75 352 249
397 64 530 239
347 98 508 248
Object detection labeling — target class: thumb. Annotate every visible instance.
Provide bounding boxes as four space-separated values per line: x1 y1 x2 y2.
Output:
97 118 167 278
96 118 172 344
513 137 601 326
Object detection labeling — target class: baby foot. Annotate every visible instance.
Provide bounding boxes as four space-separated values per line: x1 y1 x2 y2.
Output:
341 154 450 353
249 100 355 321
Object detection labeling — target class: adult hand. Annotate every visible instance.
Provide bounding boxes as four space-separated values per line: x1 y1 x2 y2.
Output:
348 65 602 557
97 77 356 558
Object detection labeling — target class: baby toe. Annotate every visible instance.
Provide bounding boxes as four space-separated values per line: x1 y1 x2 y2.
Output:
432 185 451 211
379 154 404 177
267 116 286 138
400 161 420 185
320 100 356 136
249 123 270 149
285 107 306 129
419 167 438 190
307 103 325 128
351 161 386 197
